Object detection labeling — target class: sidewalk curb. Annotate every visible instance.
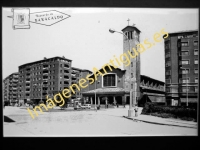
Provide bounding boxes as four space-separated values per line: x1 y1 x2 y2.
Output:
123 116 197 129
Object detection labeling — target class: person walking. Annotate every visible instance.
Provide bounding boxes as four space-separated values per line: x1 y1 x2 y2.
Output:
134 105 139 117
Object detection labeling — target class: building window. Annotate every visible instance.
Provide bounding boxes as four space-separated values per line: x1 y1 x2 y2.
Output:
195 87 198 92
181 42 189 46
166 70 171 75
194 49 198 55
103 74 116 87
194 41 198 46
194 69 198 74
180 68 189 74
179 78 189 83
165 52 170 58
60 64 62 67
60 70 62 73
195 78 198 83
165 43 170 49
194 59 198 64
165 79 171 84
182 87 189 92
131 62 133 67
166 87 171 92
179 51 189 56
125 31 133 40
131 73 133 78
166 61 171 67
180 60 189 65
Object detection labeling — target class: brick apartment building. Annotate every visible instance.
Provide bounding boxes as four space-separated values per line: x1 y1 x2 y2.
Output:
164 30 199 106
17 56 92 105
3 72 19 105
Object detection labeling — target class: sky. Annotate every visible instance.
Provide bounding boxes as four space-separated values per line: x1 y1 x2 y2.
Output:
2 8 199 81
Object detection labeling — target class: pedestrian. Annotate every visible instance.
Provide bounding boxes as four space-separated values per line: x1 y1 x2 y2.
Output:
134 105 138 117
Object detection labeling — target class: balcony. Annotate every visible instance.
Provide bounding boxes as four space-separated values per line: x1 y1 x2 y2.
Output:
12 79 18 82
41 82 48 85
64 65 69 69
72 78 76 81
26 68 31 71
71 81 76 84
26 75 31 79
64 78 69 81
12 84 18 87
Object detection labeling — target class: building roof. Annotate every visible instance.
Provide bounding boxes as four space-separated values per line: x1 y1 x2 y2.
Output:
121 25 141 33
141 74 165 84
168 30 198 35
3 72 19 80
82 87 129 95
71 67 82 71
88 65 126 78
19 56 72 68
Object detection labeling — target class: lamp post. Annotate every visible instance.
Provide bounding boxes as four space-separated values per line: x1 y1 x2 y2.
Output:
109 28 136 118
180 67 188 107
94 79 97 111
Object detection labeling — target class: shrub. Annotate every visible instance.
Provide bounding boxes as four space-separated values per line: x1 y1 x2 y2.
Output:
141 102 197 121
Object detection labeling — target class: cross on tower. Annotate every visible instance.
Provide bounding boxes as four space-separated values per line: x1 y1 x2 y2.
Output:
127 18 130 25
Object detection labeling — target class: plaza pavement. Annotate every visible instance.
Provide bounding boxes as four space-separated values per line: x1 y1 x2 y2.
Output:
3 105 197 136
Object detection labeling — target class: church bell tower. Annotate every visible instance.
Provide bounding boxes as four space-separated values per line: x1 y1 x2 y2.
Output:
122 24 141 106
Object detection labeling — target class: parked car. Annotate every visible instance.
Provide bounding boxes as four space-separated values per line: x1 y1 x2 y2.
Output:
74 104 83 110
82 104 91 109
81 105 87 109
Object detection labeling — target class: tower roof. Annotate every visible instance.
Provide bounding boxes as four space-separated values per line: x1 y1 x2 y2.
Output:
121 26 141 33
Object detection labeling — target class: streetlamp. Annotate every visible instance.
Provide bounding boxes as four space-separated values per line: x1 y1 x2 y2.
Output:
180 67 188 107
95 80 97 111
109 28 136 118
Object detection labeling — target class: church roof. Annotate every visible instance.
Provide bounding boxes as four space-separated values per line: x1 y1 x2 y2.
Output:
121 26 141 33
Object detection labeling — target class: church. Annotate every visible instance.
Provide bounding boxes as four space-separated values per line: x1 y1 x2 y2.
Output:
82 25 165 106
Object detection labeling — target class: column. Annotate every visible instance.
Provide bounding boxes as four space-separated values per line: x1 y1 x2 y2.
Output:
98 97 100 106
90 97 93 105
122 95 125 105
113 96 116 107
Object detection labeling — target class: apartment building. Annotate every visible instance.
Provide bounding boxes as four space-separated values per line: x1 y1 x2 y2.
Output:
17 56 92 105
164 30 198 106
3 72 19 105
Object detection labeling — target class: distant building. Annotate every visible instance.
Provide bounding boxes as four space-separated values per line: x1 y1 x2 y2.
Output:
3 72 19 105
17 56 92 105
163 30 198 106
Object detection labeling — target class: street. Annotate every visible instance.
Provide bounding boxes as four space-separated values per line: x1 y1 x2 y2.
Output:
3 106 197 136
